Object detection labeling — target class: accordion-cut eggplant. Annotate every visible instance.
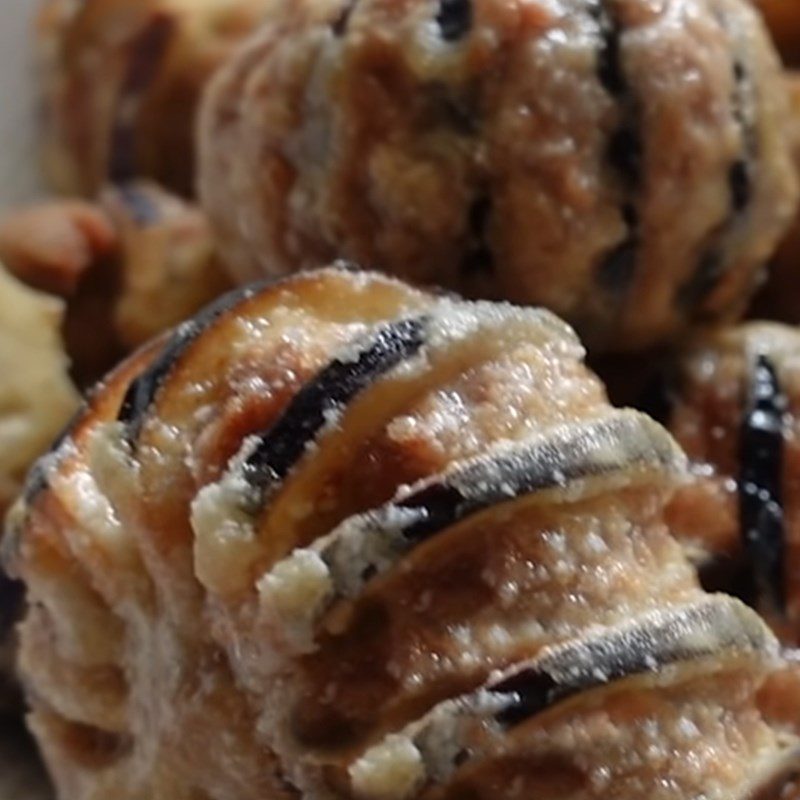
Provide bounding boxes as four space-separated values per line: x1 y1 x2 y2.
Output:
240 317 430 496
36 0 274 197
117 283 265 437
265 411 685 641
2 332 163 722
488 597 774 725
198 0 797 351
349 596 776 799
8 267 800 800
193 296 584 592
665 323 800 643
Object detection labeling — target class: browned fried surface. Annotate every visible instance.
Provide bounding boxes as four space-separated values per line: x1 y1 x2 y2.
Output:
37 0 273 197
751 73 800 324
0 187 231 385
0 201 116 296
0 198 124 385
665 323 800 641
199 0 797 351
7 267 796 800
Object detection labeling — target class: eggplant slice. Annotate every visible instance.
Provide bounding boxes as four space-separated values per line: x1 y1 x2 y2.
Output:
349 596 779 800
739 353 786 615
120 264 428 442
666 323 800 641
191 296 586 591
239 315 431 498
117 282 266 438
263 409 686 643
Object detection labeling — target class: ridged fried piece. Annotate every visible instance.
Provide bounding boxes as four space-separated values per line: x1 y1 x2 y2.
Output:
0 185 232 385
751 73 800 324
199 0 798 351
36 0 273 197
7 267 800 800
349 597 785 800
665 322 800 645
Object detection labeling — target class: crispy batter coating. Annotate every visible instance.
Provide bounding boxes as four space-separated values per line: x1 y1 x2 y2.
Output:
0 186 230 384
7 267 800 800
751 73 800 323
753 0 800 66
37 0 273 197
0 267 79 515
199 0 798 351
666 323 800 644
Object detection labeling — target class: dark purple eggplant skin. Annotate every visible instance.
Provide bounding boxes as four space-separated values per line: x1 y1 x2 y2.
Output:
118 268 370 439
729 58 754 216
590 0 643 302
730 158 751 214
592 0 627 98
460 196 494 276
240 316 428 495
436 0 473 41
739 354 786 615
332 1 356 35
491 599 767 729
391 414 670 547
118 283 266 441
678 249 726 311
678 55 754 313
303 416 675 606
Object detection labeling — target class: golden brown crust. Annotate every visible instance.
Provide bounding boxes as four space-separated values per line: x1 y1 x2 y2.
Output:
751 73 800 323
36 0 273 197
199 0 798 351
9 267 800 800
99 181 232 349
665 323 800 643
0 186 231 384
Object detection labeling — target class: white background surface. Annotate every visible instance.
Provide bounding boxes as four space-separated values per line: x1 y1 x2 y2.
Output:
0 0 44 210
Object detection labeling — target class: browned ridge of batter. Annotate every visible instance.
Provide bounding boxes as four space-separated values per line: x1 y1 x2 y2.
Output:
665 322 800 649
